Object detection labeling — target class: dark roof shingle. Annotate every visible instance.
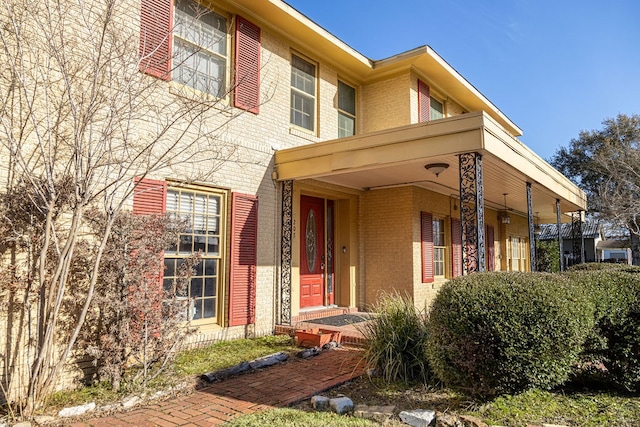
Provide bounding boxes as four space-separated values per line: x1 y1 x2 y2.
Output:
537 222 601 240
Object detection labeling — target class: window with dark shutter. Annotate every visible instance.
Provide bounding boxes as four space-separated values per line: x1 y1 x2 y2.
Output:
138 0 173 80
451 218 463 277
421 212 434 283
165 187 225 322
418 79 430 123
229 193 258 326
234 16 261 114
133 177 167 215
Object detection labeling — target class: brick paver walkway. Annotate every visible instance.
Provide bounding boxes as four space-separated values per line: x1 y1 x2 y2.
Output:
68 347 365 426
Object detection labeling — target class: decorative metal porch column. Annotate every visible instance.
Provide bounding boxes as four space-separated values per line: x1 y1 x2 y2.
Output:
556 199 564 271
459 152 486 273
280 180 293 324
527 182 537 272
571 211 585 265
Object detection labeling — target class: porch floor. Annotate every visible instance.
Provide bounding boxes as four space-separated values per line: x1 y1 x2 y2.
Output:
275 307 370 346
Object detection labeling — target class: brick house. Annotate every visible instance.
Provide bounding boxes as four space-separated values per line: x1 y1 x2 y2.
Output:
0 0 586 357
128 0 587 341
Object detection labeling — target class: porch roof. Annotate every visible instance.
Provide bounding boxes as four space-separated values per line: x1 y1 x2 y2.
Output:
274 112 587 224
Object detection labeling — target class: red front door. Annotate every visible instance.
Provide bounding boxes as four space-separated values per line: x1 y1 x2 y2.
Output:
300 196 325 308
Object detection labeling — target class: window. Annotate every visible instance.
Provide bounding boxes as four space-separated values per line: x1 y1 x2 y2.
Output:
338 81 356 137
422 212 451 282
486 225 495 271
430 97 444 121
509 236 527 272
173 0 228 96
290 54 316 131
418 79 445 122
164 187 226 322
433 218 446 277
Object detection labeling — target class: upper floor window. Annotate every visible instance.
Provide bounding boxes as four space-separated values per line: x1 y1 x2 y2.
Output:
290 54 316 131
338 81 356 137
173 0 228 97
430 97 444 121
418 79 445 122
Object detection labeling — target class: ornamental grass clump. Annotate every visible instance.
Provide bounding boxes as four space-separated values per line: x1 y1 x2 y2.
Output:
426 272 595 397
360 292 431 384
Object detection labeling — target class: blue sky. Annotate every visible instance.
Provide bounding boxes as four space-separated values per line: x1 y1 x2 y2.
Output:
284 0 640 160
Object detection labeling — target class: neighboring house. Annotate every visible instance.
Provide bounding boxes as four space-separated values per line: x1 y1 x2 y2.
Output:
1 0 587 371
537 222 603 267
597 239 632 264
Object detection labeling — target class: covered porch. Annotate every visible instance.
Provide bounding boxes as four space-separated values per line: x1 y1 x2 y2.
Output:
274 111 587 323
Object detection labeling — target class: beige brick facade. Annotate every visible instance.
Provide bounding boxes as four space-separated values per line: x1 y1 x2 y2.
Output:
361 73 412 133
1 0 583 402
361 187 415 307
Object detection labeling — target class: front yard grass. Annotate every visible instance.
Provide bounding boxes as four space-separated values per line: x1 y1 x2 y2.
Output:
226 408 384 427
231 375 640 427
47 334 297 410
172 334 298 376
46 335 640 426
475 388 640 427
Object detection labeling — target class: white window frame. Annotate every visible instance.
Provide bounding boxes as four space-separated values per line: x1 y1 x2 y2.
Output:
173 0 229 98
290 53 317 132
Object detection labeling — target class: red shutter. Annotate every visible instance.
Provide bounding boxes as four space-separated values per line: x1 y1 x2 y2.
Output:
229 193 258 326
451 218 463 278
234 16 261 114
133 177 167 215
421 212 434 283
486 225 495 271
418 80 430 123
139 0 173 80
131 178 167 339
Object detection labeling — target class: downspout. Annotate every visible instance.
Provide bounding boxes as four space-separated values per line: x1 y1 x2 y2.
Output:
272 172 280 331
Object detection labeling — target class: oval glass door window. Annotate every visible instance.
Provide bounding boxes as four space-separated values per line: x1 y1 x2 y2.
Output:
305 209 317 272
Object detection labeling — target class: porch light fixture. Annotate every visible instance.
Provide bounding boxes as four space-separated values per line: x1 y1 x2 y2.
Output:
425 163 449 177
501 193 511 224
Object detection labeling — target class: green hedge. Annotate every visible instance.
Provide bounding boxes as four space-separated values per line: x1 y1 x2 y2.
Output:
567 262 640 273
426 272 595 396
567 268 640 392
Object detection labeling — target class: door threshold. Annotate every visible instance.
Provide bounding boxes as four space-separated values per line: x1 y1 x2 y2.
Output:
299 305 338 313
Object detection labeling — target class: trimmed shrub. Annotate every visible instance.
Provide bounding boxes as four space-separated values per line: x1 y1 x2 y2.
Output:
360 293 431 384
536 239 560 273
567 262 640 273
426 272 595 397
568 268 640 391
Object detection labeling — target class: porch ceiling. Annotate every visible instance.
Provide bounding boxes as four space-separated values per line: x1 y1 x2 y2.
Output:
275 112 587 224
